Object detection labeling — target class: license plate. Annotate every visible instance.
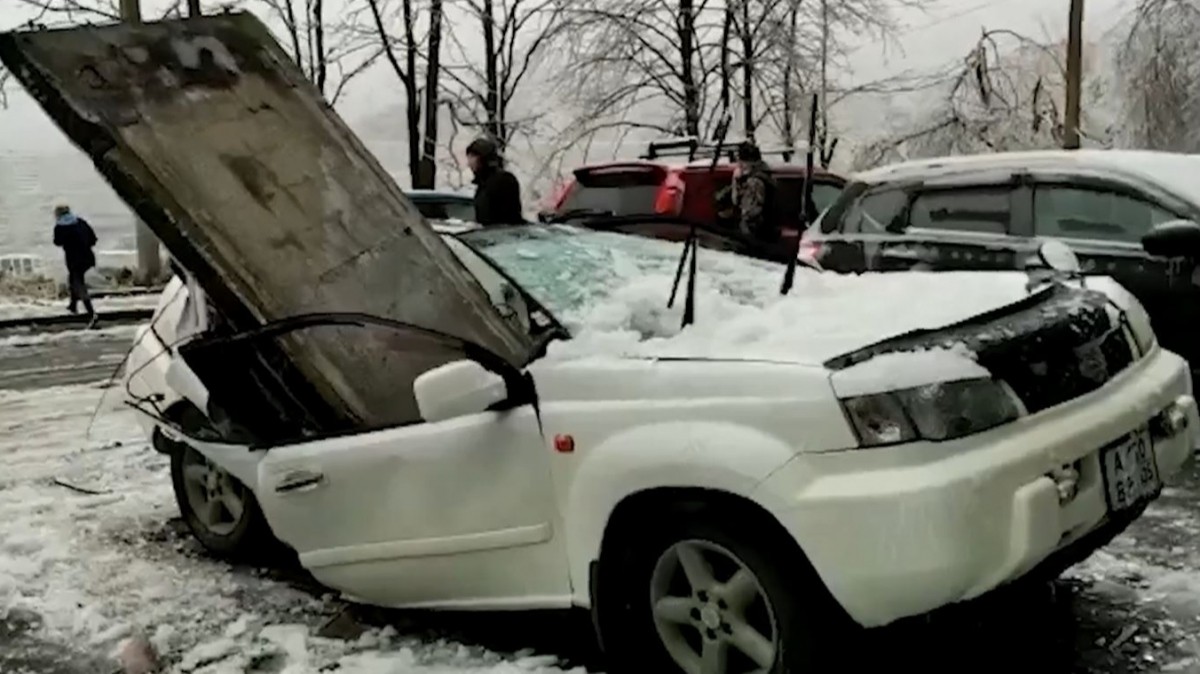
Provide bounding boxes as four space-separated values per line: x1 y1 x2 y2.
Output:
1101 428 1161 512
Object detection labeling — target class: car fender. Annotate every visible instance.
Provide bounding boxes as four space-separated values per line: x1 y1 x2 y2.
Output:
562 420 797 606
167 435 268 494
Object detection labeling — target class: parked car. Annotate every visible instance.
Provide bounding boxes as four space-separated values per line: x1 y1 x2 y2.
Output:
12 13 1193 672
128 223 1197 672
407 188 475 222
541 138 847 237
801 150 1200 370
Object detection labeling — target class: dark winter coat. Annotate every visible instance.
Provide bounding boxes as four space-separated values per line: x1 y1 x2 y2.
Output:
53 215 98 274
473 165 526 226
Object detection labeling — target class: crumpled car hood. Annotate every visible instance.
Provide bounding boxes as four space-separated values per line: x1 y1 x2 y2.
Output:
0 14 531 434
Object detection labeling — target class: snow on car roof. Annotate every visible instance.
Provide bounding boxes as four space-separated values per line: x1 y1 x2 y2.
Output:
853 149 1200 206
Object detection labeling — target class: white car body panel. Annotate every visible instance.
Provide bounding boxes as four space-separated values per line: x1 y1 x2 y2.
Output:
126 236 1198 625
754 344 1196 626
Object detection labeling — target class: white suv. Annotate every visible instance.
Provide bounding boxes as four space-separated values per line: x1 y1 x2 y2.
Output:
126 224 1197 673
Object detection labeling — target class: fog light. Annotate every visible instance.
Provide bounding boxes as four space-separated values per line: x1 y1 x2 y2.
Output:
1151 401 1190 440
1048 463 1080 504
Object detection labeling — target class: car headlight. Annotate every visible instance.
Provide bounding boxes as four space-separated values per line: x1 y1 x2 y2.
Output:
840 378 1022 448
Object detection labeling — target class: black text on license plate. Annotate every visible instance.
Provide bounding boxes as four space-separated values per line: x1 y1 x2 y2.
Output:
1101 429 1161 512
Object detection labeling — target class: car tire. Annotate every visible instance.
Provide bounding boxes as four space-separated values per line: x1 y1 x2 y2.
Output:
596 501 852 673
168 441 279 561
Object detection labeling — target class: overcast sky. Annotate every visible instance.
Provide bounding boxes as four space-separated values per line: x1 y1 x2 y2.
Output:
0 0 1133 152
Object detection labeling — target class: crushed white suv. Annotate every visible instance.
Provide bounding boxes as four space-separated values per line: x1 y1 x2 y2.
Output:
126 223 1197 672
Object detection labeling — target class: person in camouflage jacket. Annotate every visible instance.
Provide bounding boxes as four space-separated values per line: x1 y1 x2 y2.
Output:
732 141 778 243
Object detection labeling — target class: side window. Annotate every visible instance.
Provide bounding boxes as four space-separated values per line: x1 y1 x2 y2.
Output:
834 188 907 234
1033 185 1175 243
810 183 844 215
909 187 1012 234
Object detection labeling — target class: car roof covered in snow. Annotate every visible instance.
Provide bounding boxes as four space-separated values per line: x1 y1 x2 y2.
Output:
852 149 1200 207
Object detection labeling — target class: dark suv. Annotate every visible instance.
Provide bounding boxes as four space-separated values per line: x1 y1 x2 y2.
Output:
541 139 847 239
802 149 1200 368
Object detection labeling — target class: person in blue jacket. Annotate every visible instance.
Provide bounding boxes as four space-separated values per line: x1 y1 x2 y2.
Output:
52 204 98 323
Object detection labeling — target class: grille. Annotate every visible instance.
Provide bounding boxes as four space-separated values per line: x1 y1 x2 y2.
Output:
824 284 1141 415
984 302 1132 412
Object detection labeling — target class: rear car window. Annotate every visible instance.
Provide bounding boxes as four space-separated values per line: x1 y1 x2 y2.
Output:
776 176 844 220
1034 186 1175 243
909 187 1012 234
559 168 664 216
829 188 907 233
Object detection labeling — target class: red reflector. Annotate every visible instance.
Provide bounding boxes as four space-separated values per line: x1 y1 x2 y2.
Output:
554 434 576 453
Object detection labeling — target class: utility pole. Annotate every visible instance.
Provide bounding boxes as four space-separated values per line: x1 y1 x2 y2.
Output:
119 0 163 284
1063 0 1084 149
188 0 201 16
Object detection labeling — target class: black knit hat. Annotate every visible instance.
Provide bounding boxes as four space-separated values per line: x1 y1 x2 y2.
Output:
736 140 761 161
466 136 499 159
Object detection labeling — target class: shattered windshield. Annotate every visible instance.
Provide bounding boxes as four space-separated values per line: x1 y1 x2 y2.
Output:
458 225 783 329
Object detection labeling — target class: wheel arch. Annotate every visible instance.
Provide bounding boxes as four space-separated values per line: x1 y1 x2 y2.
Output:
562 421 798 607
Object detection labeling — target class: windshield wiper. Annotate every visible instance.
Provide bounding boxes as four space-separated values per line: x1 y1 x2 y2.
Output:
667 114 732 329
547 208 614 223
780 93 820 296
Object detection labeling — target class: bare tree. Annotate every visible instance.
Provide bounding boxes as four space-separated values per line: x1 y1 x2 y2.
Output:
1115 0 1200 152
439 0 574 151
257 0 381 103
560 0 925 164
852 28 1093 169
364 0 444 188
2 0 377 105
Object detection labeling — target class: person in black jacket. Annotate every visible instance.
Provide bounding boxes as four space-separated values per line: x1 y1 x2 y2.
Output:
52 204 98 323
466 137 525 226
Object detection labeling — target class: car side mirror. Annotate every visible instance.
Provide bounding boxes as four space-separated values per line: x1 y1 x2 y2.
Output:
1037 239 1081 274
414 359 515 423
1142 219 1200 259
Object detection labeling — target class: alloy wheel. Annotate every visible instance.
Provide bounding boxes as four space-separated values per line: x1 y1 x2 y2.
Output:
650 539 780 674
180 448 247 537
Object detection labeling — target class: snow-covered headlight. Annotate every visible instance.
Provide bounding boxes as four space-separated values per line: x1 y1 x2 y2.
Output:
840 379 1022 448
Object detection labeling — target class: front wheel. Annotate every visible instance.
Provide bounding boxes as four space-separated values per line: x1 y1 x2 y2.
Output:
169 442 279 560
597 508 851 673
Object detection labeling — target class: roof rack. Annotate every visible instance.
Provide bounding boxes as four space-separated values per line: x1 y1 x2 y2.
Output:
640 136 807 163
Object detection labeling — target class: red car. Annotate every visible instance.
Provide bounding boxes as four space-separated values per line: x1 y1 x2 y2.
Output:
540 139 848 242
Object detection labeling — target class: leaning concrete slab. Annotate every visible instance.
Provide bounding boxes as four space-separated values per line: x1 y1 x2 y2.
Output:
0 14 531 439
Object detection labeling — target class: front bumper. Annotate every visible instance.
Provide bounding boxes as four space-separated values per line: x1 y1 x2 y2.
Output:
755 345 1197 628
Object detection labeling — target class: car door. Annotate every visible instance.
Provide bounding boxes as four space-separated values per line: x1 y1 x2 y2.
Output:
252 396 569 610
1026 173 1200 367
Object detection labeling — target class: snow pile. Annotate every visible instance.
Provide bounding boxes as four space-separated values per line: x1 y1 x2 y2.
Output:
0 322 141 348
829 343 988 397
0 383 585 673
0 293 161 321
475 227 1036 364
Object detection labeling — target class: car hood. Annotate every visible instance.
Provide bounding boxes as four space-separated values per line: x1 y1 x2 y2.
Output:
548 270 1138 374
1 14 530 437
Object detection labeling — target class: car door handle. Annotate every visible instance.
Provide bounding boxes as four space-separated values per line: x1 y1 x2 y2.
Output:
274 469 325 494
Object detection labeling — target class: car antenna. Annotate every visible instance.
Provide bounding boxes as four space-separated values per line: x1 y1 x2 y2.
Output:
780 93 820 296
668 113 732 328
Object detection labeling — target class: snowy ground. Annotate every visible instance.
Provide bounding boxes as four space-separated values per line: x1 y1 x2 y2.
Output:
2 327 1200 673
0 295 160 322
